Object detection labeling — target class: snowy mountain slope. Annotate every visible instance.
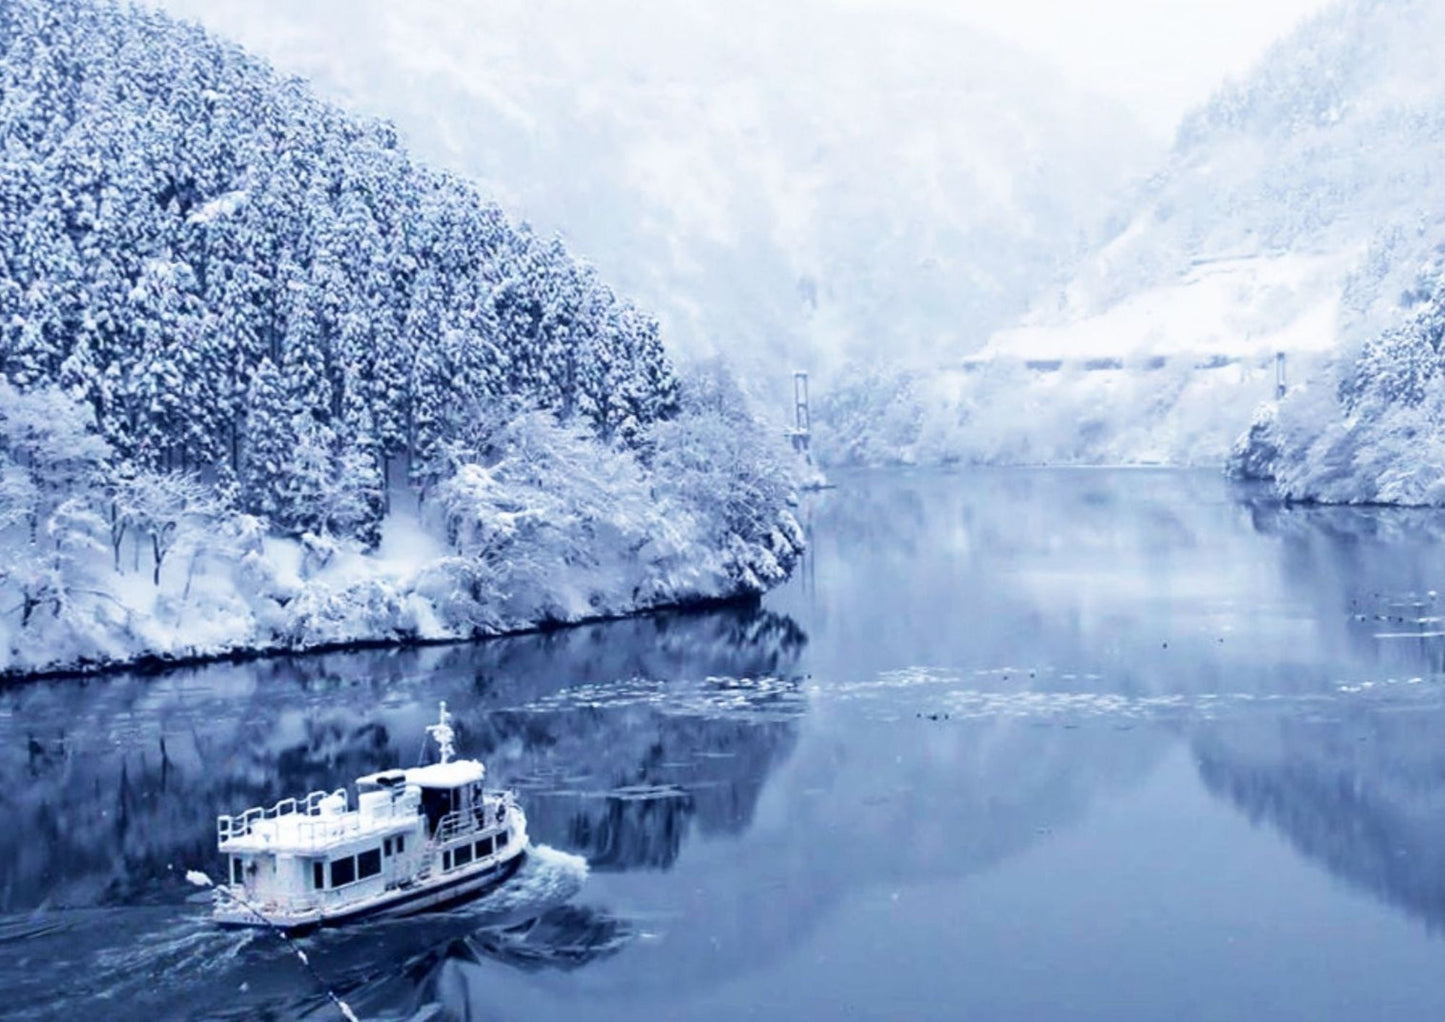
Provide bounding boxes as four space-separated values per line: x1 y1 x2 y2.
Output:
991 252 1353 362
0 0 803 676
825 0 1445 466
1049 0 1445 341
150 0 1156 384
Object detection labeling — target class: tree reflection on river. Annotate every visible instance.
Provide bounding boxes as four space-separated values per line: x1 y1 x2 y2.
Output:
8 469 1445 1020
1 605 807 913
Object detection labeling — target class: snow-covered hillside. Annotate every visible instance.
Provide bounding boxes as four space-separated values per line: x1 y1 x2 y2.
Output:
1042 0 1445 346
823 0 1445 467
150 0 1156 386
0 0 803 676
1231 258 1445 504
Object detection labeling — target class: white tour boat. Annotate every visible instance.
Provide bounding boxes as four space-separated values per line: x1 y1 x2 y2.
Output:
213 702 527 932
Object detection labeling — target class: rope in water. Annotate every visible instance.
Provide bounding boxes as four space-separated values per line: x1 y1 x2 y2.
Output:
189 871 360 1022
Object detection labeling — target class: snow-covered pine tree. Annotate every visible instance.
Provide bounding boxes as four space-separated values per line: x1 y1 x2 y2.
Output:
408 329 452 494
336 382 385 548
278 412 337 537
279 272 333 426
0 0 689 542
241 357 293 521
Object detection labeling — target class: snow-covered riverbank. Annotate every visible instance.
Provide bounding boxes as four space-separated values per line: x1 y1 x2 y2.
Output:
1228 259 1445 506
0 376 805 680
0 503 802 681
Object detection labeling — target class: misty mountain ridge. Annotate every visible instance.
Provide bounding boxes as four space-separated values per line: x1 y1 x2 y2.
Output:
152 0 1158 384
1053 0 1445 339
818 0 1445 467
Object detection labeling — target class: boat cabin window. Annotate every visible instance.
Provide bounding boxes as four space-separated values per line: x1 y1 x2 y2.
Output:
396 835 405 854
231 856 243 885
499 829 510 849
455 843 473 867
384 838 392 856
358 848 382 880
313 862 325 889
476 836 493 858
331 856 356 888
443 850 452 871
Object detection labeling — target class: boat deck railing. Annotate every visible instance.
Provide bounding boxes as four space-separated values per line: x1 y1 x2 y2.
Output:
214 884 323 922
433 791 517 845
218 787 420 848
218 789 347 844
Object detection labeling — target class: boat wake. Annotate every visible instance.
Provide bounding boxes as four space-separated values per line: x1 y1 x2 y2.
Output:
449 842 590 921
0 845 614 1021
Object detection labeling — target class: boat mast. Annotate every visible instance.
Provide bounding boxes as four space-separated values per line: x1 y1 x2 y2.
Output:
427 701 456 764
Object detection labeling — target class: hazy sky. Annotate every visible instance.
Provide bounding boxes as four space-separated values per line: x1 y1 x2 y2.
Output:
849 0 1336 136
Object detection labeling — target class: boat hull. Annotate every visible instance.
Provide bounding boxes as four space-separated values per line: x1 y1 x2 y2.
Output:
215 846 526 934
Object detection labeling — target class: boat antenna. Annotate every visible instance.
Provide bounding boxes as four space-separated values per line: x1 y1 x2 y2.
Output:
427 701 456 764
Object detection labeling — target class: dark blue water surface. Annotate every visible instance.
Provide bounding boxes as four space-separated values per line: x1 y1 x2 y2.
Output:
7 469 1445 1020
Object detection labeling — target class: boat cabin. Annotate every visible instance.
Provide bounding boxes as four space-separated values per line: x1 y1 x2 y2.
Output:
359 760 486 837
216 781 426 916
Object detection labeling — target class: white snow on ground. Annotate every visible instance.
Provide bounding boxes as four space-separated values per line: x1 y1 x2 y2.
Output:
987 250 1351 362
0 496 803 677
817 250 1347 466
0 377 805 678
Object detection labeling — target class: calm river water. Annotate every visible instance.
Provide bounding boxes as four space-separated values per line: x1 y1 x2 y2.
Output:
7 469 1445 1020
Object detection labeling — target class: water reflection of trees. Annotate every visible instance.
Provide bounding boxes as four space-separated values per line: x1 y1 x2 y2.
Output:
1194 710 1445 931
512 705 800 871
1240 498 1445 675
560 716 1175 1001
0 603 806 913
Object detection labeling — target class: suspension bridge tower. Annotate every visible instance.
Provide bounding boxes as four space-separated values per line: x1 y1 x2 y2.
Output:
790 371 811 455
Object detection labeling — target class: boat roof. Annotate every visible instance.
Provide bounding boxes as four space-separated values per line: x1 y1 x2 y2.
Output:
357 759 485 789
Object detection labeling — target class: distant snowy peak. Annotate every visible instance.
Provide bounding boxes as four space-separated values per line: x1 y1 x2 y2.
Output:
152 0 1157 374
